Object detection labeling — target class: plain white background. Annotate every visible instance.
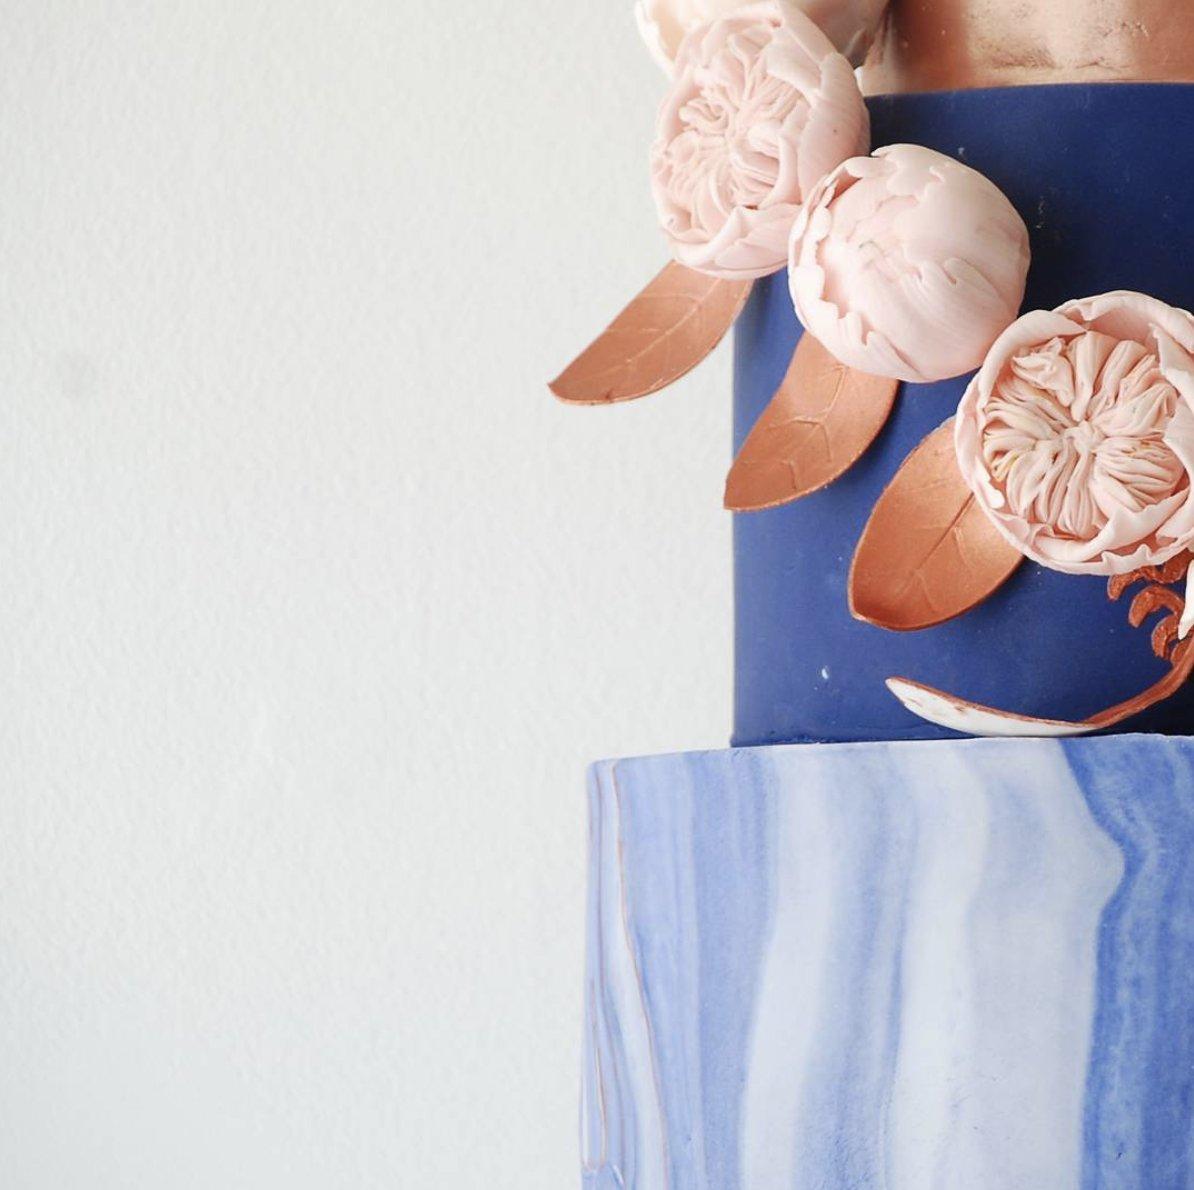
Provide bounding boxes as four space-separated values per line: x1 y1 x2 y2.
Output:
0 3 732 1186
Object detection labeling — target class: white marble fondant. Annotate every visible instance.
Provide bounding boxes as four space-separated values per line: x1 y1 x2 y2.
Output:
582 765 668 1190
582 736 1194 1189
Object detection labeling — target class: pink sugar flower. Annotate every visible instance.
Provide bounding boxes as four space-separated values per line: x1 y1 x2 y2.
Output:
650 1 869 281
956 292 1194 575
788 144 1030 382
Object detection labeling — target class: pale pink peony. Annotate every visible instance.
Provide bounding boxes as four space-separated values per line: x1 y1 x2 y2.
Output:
651 2 869 280
636 0 888 71
788 144 1030 382
955 292 1194 575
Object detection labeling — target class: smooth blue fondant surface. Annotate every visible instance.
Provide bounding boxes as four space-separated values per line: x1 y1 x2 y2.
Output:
733 84 1194 745
582 735 1194 1189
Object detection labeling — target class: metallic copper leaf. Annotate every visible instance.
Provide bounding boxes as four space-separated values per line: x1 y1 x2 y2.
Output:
849 417 1023 631
550 263 753 405
724 333 898 511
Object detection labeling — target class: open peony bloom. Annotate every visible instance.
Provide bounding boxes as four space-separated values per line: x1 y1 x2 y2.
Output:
651 2 869 280
637 0 887 71
955 292 1194 576
788 144 1030 382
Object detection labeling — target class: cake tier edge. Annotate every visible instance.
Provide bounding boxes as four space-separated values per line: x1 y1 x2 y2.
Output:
582 734 1194 1189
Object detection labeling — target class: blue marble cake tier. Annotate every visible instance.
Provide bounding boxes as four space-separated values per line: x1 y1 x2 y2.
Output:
734 83 1194 746
582 736 1194 1190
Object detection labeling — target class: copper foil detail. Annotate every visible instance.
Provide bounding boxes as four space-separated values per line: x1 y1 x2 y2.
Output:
849 417 1023 631
1072 555 1194 727
724 334 898 511
1086 636 1194 728
550 263 753 406
1110 553 1192 660
860 0 1194 94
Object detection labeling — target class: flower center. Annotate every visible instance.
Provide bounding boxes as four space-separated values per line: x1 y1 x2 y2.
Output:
1061 420 1102 451
980 330 1185 541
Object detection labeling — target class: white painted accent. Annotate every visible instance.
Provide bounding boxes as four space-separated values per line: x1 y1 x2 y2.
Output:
1181 560 1194 639
887 679 1092 738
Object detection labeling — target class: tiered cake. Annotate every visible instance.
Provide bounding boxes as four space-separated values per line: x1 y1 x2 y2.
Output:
561 2 1194 1185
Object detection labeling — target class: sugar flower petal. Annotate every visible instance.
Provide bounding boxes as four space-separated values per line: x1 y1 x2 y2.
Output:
636 0 888 71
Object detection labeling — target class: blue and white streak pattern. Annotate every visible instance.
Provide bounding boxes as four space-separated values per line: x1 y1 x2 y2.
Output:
581 735 1194 1189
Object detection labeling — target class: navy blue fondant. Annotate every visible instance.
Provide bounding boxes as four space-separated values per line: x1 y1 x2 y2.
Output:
733 84 1194 746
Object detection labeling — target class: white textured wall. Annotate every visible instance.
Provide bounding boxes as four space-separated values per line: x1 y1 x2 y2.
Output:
0 3 731 1187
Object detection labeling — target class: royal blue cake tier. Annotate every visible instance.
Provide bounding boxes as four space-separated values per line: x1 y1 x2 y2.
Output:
733 83 1194 746
583 735 1194 1190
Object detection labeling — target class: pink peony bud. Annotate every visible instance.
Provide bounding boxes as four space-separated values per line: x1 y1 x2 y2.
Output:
650 2 869 281
788 144 1030 382
955 292 1194 575
636 0 888 71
